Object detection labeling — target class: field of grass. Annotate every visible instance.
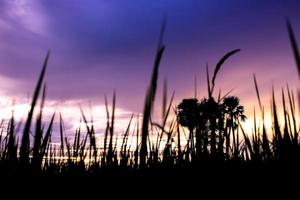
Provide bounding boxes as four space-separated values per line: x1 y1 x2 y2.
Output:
0 20 299 179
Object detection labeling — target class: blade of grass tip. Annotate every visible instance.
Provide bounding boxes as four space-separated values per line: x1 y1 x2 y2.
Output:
140 20 166 166
287 84 295 112
8 110 17 161
253 107 257 139
291 90 297 124
73 121 80 154
162 78 167 124
59 113 65 157
157 13 166 52
65 137 71 160
41 111 56 157
108 91 116 158
111 92 116 136
103 95 110 157
286 108 293 142
79 131 88 161
282 88 290 142
211 49 240 95
287 85 298 141
272 86 281 141
37 84 46 121
80 105 96 158
121 114 134 153
3 119 9 149
73 128 78 156
3 128 8 153
253 74 262 111
166 117 176 144
20 51 50 164
88 102 97 161
76 124 81 156
219 88 235 102
80 105 91 133
291 90 298 135
206 64 211 98
128 117 137 152
286 19 300 79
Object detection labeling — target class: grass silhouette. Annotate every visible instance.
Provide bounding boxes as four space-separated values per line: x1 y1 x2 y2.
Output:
0 21 299 179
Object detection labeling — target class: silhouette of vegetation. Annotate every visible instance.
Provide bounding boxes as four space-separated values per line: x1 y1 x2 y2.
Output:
0 20 299 178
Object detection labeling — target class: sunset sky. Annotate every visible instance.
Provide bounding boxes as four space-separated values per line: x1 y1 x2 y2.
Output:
0 0 300 136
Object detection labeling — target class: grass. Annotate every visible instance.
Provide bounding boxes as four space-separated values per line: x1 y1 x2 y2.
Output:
0 21 299 178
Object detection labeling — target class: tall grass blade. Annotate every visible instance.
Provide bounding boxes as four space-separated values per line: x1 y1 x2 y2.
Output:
20 51 50 164
253 74 262 111
286 19 300 78
211 49 240 94
140 21 166 166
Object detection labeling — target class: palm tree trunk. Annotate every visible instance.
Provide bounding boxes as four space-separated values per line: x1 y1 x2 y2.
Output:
210 118 217 156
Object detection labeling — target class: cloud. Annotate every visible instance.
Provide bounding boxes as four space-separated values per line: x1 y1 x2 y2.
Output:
2 0 48 36
0 73 25 96
0 93 136 142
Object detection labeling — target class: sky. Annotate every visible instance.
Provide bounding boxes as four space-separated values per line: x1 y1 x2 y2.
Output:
0 0 300 136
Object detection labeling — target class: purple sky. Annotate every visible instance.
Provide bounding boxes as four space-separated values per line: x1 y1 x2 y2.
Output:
0 0 300 133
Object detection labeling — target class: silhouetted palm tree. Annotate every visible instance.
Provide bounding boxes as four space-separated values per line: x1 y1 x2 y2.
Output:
177 99 199 153
222 96 246 157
